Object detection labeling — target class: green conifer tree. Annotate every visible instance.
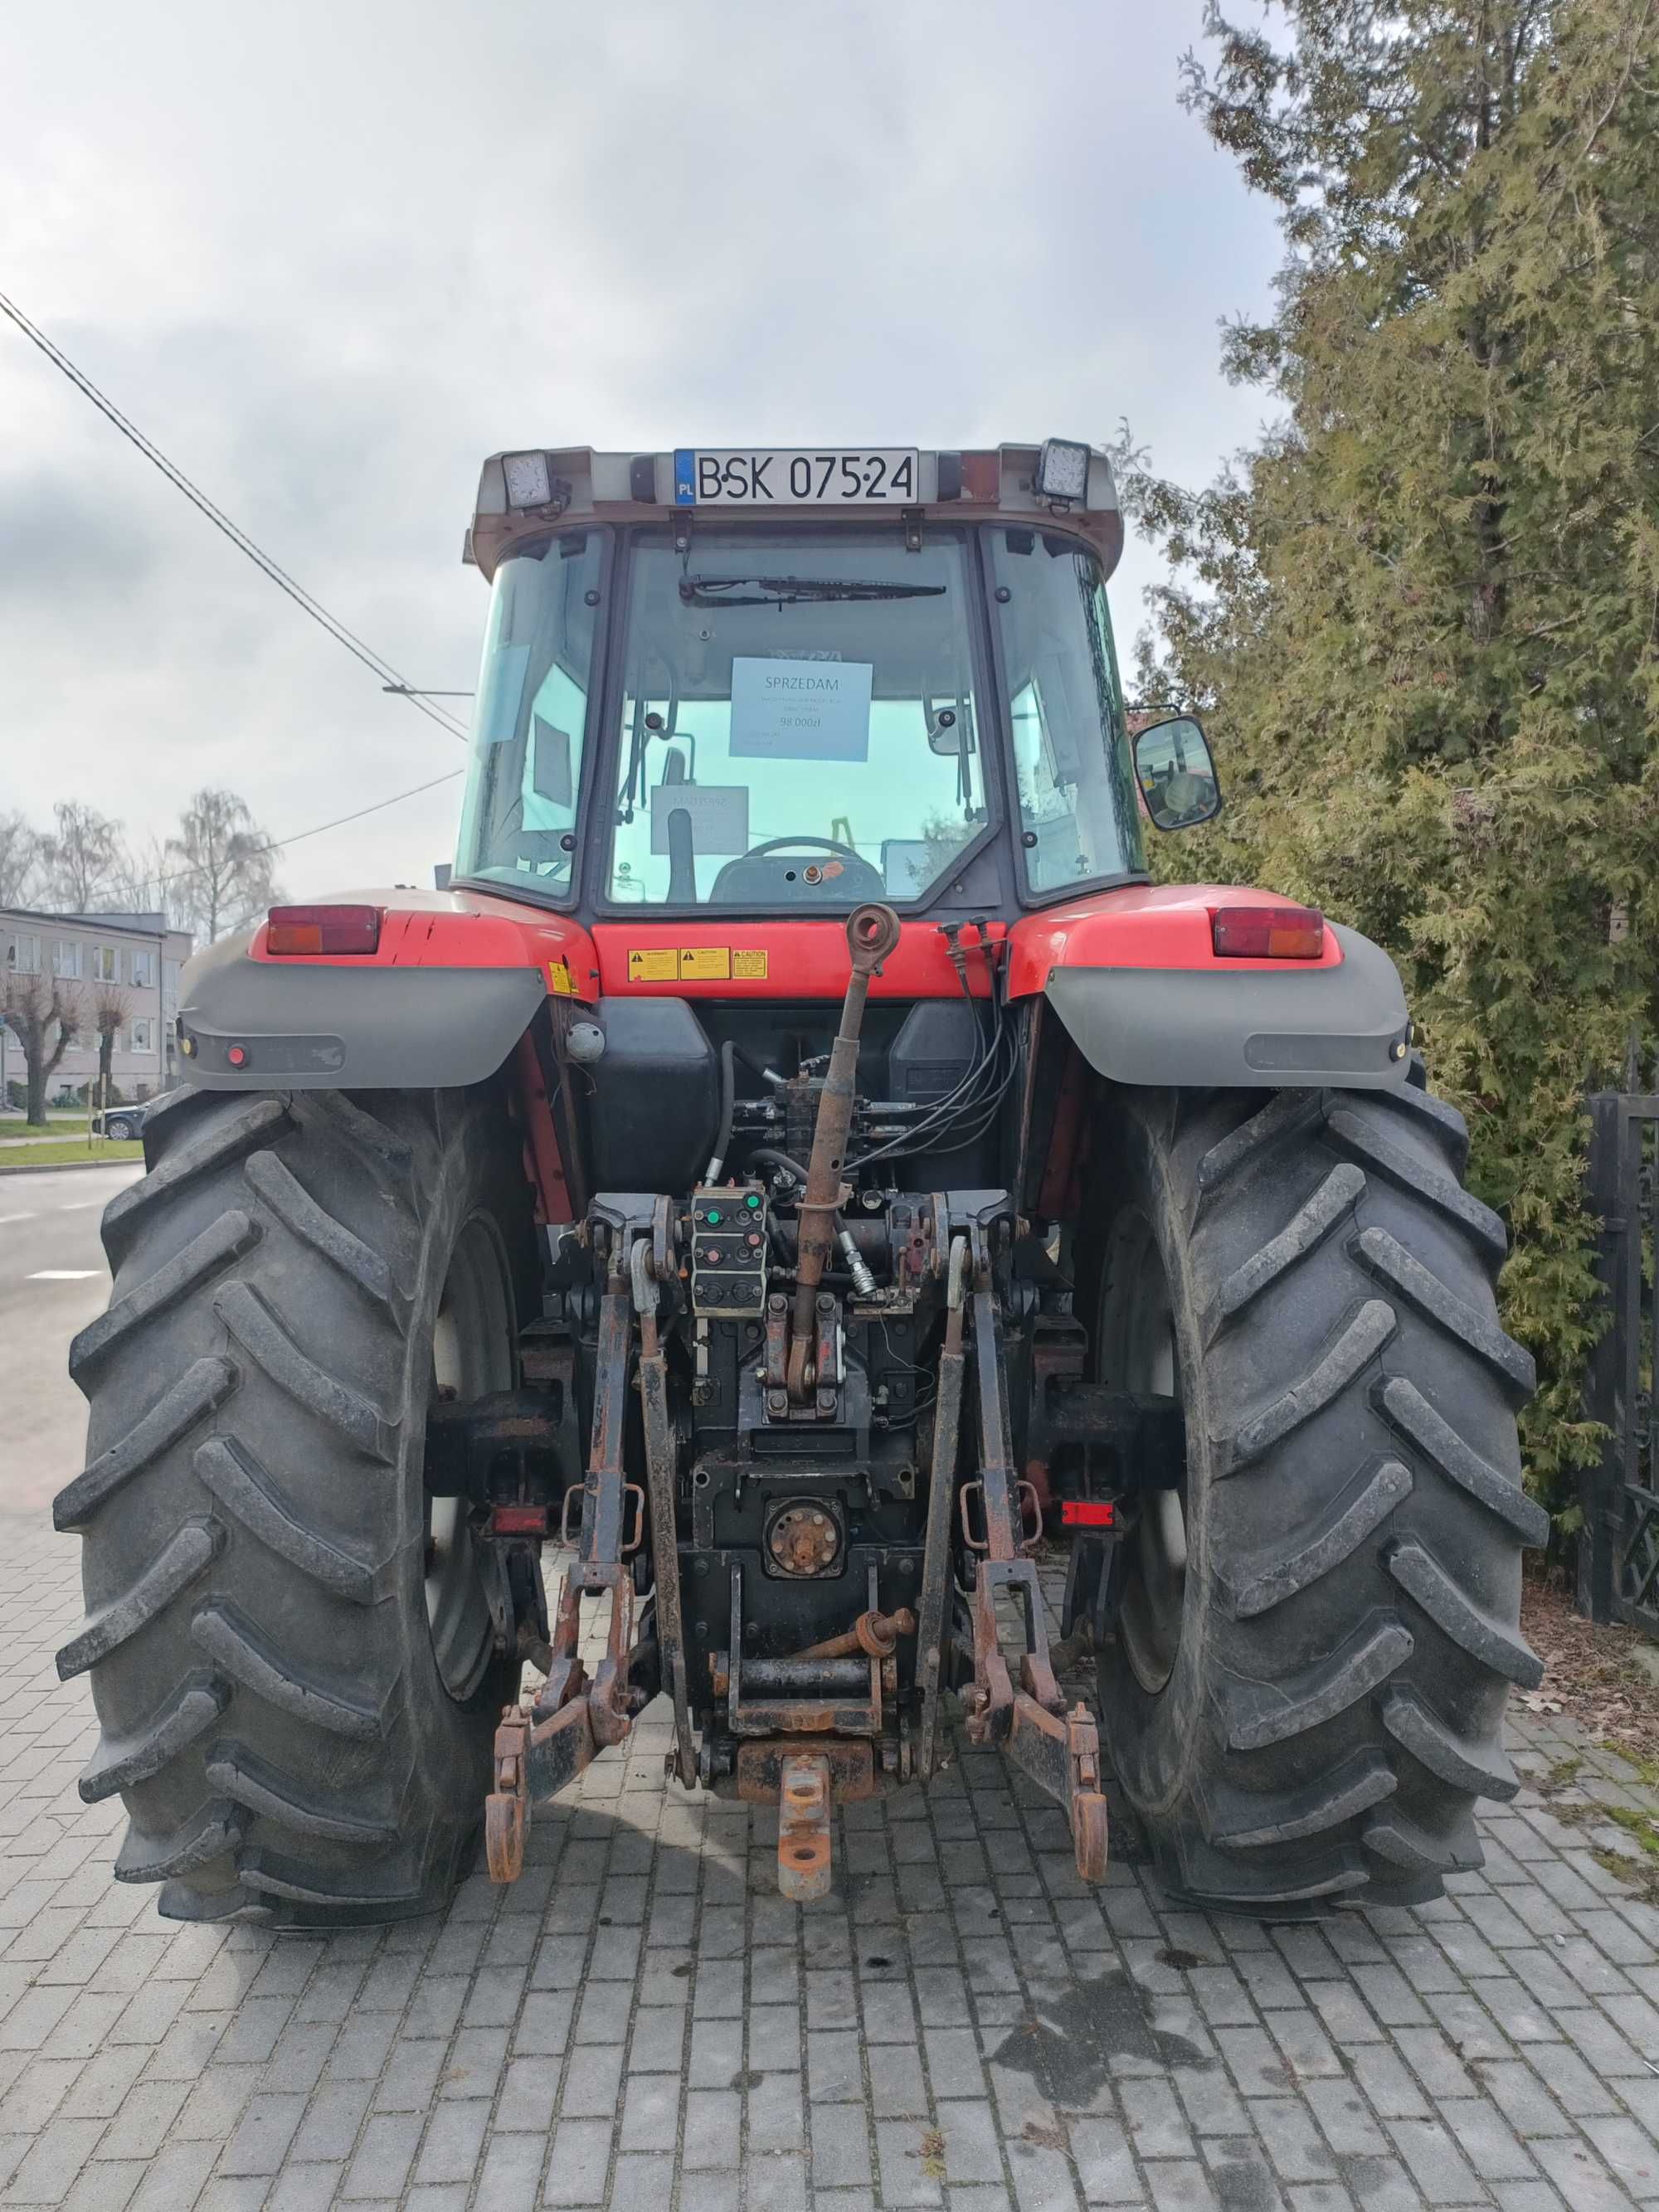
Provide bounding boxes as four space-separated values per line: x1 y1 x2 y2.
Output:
1121 0 1659 1503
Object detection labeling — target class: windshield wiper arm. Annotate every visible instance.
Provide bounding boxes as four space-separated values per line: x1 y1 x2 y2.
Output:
678 576 946 606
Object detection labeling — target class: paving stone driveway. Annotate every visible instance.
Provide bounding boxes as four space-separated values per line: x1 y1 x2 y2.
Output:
7 1511 1659 2212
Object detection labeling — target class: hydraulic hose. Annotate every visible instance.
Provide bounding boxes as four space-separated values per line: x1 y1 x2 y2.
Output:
704 1040 737 1183
752 1145 810 1189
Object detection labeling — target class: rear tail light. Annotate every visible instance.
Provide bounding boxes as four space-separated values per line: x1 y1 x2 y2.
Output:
489 1504 549 1538
1060 1500 1117 1529
1211 904 1324 960
265 904 382 956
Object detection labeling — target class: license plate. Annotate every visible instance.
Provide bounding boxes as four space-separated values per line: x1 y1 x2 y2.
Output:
674 448 918 506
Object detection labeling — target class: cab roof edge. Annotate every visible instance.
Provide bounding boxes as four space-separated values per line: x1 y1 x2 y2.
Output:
465 444 1124 584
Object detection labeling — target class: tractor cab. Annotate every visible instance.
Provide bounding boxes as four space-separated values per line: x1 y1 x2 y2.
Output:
454 441 1171 924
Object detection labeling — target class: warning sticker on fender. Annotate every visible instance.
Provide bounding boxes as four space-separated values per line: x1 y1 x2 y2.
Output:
625 946 770 982
679 947 731 980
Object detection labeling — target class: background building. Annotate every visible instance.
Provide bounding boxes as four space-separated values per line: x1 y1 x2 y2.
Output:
1 907 192 1106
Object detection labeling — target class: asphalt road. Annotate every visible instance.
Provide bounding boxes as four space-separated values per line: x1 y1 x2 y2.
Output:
0 1161 139 1517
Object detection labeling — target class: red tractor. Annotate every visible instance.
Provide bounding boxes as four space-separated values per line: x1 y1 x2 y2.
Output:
58 440 1543 1926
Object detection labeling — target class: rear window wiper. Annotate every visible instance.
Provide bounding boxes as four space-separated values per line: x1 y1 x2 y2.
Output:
678 576 946 607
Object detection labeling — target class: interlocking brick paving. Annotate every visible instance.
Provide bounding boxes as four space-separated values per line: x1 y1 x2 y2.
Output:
6 1514 1659 2210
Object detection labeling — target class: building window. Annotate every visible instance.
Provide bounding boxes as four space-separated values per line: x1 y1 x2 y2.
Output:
5 934 40 975
51 941 82 980
129 949 155 988
92 945 118 982
163 959 180 1005
129 1018 154 1053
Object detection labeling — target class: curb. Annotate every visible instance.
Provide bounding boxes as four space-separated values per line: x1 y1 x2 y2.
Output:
0 1152 142 1178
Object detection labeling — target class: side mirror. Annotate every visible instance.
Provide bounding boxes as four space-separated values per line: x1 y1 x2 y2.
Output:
1133 714 1222 832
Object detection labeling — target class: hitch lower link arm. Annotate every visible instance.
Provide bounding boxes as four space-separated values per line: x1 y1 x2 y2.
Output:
955 1228 1109 1884
486 1262 646 1884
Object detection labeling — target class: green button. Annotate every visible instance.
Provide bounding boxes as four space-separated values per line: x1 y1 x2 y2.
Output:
746 1193 761 1209
706 1208 722 1225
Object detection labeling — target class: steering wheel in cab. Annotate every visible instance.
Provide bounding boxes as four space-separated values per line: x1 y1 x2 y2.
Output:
710 835 886 904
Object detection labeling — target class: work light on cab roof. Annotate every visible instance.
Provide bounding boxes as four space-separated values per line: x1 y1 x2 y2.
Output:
65 424 1538 1943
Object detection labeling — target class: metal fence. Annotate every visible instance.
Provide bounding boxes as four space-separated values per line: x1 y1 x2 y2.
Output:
1579 1086 1659 1629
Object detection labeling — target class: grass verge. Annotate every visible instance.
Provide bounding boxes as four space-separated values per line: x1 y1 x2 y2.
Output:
0 1140 142 1171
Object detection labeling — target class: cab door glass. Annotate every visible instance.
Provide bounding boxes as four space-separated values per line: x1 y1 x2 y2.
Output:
990 527 1146 892
455 531 606 893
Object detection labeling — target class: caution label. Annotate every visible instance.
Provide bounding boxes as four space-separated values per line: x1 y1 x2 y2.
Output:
625 945 771 983
679 946 731 981
547 958 576 995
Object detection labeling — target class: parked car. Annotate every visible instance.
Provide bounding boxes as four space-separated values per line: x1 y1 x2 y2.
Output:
91 1101 148 1142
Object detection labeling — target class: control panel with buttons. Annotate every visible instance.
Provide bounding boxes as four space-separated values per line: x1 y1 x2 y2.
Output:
688 1185 770 1317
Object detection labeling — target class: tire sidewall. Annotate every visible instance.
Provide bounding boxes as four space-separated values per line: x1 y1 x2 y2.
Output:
389 1098 532 1843
1082 1091 1219 1822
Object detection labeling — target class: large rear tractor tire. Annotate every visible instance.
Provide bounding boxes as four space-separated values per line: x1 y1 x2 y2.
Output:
1079 1076 1545 1913
56 1084 538 1927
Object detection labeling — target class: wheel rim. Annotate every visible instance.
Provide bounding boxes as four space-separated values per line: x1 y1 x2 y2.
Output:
426 1216 513 1700
1097 1208 1188 1696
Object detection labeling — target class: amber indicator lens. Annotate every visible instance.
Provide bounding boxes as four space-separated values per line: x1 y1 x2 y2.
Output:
1211 904 1324 960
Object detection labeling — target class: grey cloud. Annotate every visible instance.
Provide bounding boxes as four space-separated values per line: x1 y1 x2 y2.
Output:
0 0 1281 895
0 469 166 596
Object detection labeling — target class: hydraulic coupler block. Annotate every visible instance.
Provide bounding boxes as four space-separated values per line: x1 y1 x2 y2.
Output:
690 1184 769 1316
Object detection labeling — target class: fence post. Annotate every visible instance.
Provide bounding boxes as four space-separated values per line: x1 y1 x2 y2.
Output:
1580 1092 1627 1623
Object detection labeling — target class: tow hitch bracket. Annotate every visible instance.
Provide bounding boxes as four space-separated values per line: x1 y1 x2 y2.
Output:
487 1257 645 1886
956 1219 1110 1882
777 1753 833 1900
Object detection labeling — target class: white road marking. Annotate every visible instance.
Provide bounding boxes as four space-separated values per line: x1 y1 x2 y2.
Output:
57 1201 101 1211
0 1213 38 1225
27 1269 99 1281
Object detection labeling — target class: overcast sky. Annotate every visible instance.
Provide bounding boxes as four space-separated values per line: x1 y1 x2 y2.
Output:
0 1 1282 906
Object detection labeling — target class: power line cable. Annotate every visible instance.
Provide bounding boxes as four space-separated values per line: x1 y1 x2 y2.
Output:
1 288 479 901
0 288 470 746
143 769 468 898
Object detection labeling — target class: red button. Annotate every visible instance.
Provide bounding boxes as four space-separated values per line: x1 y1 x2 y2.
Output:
226 1045 248 1068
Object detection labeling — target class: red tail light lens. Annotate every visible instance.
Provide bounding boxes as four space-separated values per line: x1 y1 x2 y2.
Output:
1211 904 1324 960
489 1504 549 1537
265 904 382 956
1060 1500 1117 1529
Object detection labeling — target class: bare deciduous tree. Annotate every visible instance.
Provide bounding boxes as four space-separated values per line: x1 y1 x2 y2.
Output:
41 802 124 914
89 984 132 1108
165 789 281 944
0 813 41 907
1 970 80 1125
109 834 176 926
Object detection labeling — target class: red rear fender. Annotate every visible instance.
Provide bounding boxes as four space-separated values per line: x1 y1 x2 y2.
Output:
1012 885 1411 1093
1005 882 1342 995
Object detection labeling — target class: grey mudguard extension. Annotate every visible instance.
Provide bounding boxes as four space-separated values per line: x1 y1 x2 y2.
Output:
1044 923 1411 1091
175 932 545 1091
